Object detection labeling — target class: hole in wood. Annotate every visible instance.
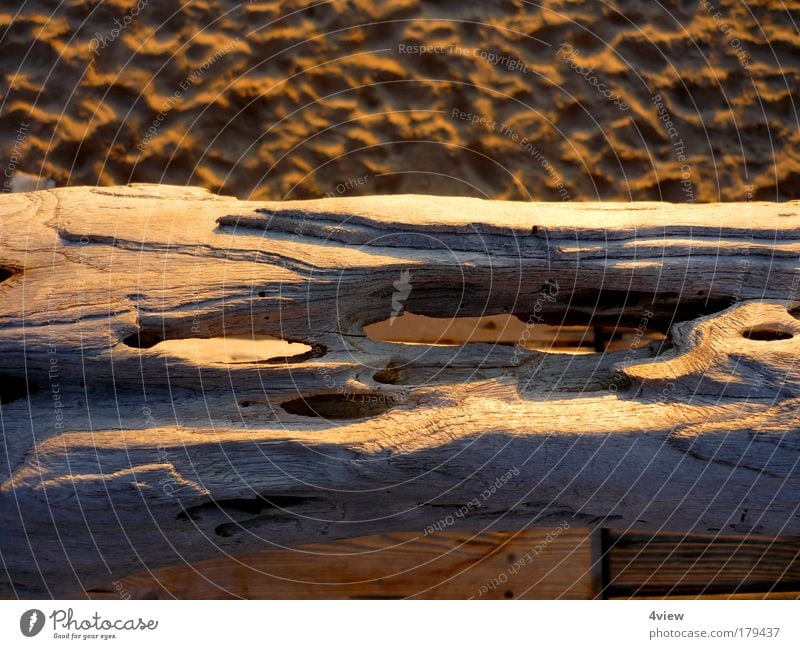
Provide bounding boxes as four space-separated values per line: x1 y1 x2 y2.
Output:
373 363 405 385
365 312 664 354
281 393 397 419
0 266 21 284
121 330 163 349
559 289 731 324
0 375 39 404
124 333 318 364
742 328 794 341
178 495 311 521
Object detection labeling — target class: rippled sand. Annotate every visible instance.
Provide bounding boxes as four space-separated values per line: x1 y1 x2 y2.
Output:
1 0 798 201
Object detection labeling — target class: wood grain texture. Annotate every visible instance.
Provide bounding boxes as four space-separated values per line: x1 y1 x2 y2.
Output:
77 527 800 600
603 529 800 599
80 529 594 600
0 185 799 596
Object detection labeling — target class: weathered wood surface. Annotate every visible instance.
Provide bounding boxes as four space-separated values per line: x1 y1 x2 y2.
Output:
1 184 799 596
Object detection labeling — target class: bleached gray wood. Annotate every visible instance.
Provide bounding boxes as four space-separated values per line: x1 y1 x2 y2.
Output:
0 184 799 596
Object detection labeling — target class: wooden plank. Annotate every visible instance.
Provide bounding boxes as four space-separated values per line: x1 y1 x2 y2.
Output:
80 529 595 600
78 527 800 600
638 593 800 600
602 529 800 598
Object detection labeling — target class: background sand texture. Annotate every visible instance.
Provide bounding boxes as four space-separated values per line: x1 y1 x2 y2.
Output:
1 0 798 201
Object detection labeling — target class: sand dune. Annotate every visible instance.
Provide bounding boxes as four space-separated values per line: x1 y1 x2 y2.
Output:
1 0 798 201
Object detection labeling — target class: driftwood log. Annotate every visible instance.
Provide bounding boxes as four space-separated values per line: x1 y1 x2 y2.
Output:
1 184 799 597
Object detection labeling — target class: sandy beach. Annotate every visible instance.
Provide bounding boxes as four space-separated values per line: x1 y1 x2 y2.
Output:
1 0 798 202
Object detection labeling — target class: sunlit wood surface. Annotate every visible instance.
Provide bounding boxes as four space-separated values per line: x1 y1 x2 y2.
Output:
2 186 800 596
